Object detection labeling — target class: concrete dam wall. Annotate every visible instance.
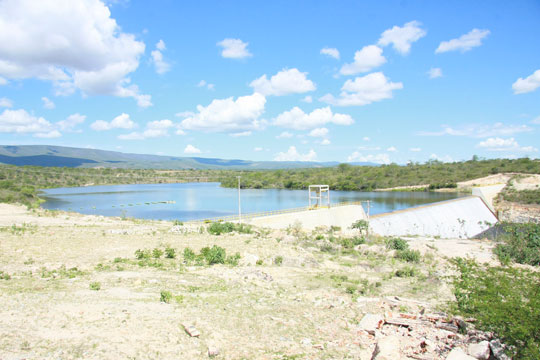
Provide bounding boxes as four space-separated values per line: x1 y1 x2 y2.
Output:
369 196 498 239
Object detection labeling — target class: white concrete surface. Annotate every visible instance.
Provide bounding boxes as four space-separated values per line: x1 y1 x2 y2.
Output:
369 196 498 239
472 184 506 212
247 204 367 231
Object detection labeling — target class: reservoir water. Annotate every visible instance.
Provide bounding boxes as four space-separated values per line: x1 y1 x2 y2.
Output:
40 182 463 221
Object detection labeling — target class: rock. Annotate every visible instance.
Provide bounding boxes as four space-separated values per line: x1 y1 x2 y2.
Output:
207 346 219 357
489 340 510 360
301 338 312 346
358 313 384 335
446 348 476 360
468 341 490 360
241 253 259 266
372 335 401 360
182 323 200 337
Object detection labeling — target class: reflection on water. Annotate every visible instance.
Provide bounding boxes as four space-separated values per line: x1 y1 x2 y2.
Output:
40 182 463 221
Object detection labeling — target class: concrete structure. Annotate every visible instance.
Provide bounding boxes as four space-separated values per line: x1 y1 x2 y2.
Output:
369 196 498 239
247 204 367 231
308 185 330 208
472 184 506 212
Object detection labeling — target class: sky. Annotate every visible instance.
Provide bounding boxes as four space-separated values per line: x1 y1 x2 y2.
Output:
0 0 539 164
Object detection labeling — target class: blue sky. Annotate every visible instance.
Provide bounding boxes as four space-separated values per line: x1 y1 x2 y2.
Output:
0 0 539 164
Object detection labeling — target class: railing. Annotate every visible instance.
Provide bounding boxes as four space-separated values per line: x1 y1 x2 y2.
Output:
185 200 366 224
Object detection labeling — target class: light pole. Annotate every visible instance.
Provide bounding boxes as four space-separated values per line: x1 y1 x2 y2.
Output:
237 176 242 223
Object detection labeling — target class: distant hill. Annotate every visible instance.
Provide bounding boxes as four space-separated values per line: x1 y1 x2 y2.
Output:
0 145 377 170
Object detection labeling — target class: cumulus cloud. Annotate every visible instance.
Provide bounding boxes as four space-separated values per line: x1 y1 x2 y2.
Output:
217 38 252 59
436 29 490 53
320 47 340 60
0 0 151 107
347 152 390 164
302 95 313 103
418 122 532 138
428 68 443 79
118 119 174 140
274 146 317 162
531 116 540 125
273 106 353 130
151 39 171 74
340 45 386 75
230 131 252 137
41 97 55 109
184 144 201 154
250 68 316 96
308 127 329 137
0 108 56 137
512 69 540 94
320 72 403 106
0 97 12 108
91 113 135 131
410 147 421 152
276 131 293 139
378 21 426 55
57 113 85 131
179 93 266 133
476 137 538 152
197 80 215 91
386 146 397 152
320 139 331 145
254 147 263 152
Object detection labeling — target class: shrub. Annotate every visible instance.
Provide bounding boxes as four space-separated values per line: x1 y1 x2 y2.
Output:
351 219 368 235
395 266 416 277
493 222 540 266
183 247 196 262
201 245 226 265
256 259 263 266
274 256 283 266
345 285 356 294
386 238 409 251
0 271 11 280
160 290 173 303
152 248 163 259
451 258 540 359
165 246 176 259
173 220 184 226
207 222 252 235
135 249 151 260
225 252 241 266
395 249 421 263
89 282 101 291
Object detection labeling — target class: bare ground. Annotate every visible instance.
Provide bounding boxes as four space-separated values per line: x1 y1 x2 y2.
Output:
0 204 497 359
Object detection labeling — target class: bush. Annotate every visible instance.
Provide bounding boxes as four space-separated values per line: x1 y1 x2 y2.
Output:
493 222 540 266
165 246 176 259
225 252 241 266
135 249 151 260
451 258 540 359
201 245 226 265
160 290 173 303
351 219 368 235
386 238 409 251
152 248 163 259
0 271 11 280
89 282 101 291
207 222 253 235
395 266 416 277
183 247 196 262
395 249 421 263
274 256 283 265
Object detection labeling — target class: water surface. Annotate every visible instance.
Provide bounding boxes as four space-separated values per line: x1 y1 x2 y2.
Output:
40 182 462 221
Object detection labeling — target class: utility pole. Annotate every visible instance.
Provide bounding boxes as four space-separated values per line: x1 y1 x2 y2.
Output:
237 176 242 223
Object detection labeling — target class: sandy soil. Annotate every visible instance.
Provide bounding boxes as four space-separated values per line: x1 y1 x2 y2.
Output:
0 204 498 359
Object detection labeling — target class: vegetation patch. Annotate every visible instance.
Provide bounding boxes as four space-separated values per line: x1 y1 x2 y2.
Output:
182 246 241 266
207 222 253 235
492 222 540 266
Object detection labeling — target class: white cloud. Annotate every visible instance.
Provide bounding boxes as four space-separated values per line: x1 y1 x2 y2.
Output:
250 68 316 96
175 111 195 118
34 130 61 138
91 113 135 131
0 77 7 85
418 122 532 138
197 80 215 91
429 154 454 163
0 97 12 108
410 147 421 152
57 113 85 131
428 68 443 79
118 119 174 140
387 146 397 152
184 144 201 154
276 131 293 139
321 72 403 106
531 116 540 125
308 127 329 137
302 95 313 103
356 145 381 151
320 47 340 60
436 29 490 53
217 38 252 59
151 40 170 74
0 0 151 107
363 136 370 141
273 106 353 130
41 97 55 109
254 147 263 152
340 45 386 75
378 21 426 55
347 151 390 164
512 69 540 94
180 93 266 133
320 139 331 145
476 137 538 152
230 131 252 137
274 146 317 162
0 108 55 137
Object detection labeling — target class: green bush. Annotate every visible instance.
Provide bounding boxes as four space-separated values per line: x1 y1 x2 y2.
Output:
395 266 416 277
0 271 11 280
89 282 101 291
395 249 421 263
493 222 540 266
165 246 176 259
152 248 163 259
183 247 196 262
135 249 151 260
208 222 253 235
451 258 540 359
274 256 283 266
201 245 226 265
386 238 409 251
225 252 241 266
160 290 173 303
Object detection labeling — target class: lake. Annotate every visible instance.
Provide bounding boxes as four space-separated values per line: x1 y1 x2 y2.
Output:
40 182 463 221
